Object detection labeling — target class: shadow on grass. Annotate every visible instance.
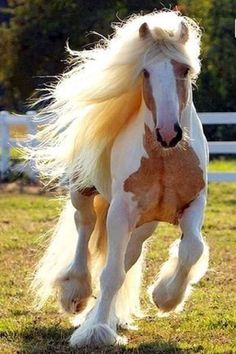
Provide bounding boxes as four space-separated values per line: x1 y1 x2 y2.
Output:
13 325 205 354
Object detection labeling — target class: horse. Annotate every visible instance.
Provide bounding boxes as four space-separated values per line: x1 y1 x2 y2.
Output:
29 10 209 348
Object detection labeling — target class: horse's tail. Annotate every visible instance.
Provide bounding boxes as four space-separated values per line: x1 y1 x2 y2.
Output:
32 195 143 324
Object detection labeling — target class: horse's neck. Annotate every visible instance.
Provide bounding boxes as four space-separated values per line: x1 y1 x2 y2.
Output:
181 100 208 175
181 101 196 137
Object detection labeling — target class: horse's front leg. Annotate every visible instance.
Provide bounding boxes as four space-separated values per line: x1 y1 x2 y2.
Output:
70 194 137 347
152 190 209 313
56 190 96 313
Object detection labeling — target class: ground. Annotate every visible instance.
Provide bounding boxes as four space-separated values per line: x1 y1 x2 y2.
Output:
0 175 236 353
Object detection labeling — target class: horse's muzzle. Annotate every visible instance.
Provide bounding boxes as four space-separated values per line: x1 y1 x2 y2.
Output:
156 123 183 148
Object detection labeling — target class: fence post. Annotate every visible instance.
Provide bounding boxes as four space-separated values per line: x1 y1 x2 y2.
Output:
25 110 38 180
0 111 10 179
26 110 37 137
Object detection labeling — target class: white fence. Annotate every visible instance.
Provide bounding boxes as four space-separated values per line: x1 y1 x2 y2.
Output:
198 112 236 181
0 111 37 180
0 110 236 181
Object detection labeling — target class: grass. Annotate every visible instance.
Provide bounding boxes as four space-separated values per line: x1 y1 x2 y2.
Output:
208 158 236 172
0 181 236 354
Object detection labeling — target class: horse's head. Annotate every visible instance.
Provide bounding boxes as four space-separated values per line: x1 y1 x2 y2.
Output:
140 22 191 148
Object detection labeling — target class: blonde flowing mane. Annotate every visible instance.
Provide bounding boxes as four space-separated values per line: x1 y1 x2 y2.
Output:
30 10 201 190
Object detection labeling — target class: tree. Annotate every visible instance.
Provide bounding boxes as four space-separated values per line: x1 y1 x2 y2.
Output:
0 0 125 110
180 0 236 112
179 0 236 141
0 0 175 111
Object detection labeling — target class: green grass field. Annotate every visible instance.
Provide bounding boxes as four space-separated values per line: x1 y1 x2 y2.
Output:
208 158 236 172
0 181 236 354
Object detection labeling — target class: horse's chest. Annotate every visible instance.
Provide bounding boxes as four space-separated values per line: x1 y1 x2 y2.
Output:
124 126 205 226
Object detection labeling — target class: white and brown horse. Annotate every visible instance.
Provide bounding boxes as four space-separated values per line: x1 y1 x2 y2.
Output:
30 10 209 348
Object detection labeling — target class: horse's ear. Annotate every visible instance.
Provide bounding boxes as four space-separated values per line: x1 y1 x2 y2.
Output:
179 21 189 44
139 22 150 39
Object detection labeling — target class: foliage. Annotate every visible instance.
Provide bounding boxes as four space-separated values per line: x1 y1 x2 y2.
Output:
179 0 236 140
180 0 236 112
0 181 236 353
0 0 175 111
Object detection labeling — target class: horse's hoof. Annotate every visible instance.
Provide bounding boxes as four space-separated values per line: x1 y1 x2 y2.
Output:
152 279 187 313
70 323 127 348
72 296 90 314
56 273 92 314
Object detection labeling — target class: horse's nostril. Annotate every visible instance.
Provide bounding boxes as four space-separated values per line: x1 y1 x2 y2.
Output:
155 129 168 147
174 123 180 132
169 124 183 147
161 140 168 148
174 123 183 137
156 124 182 148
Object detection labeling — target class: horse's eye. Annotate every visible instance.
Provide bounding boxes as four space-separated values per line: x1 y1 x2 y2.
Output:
143 69 150 78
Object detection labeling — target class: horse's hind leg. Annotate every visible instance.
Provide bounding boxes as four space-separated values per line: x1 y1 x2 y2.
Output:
151 190 209 313
56 189 96 314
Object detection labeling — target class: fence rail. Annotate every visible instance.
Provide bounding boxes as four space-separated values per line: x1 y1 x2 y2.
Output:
198 112 236 182
0 110 236 181
0 111 37 179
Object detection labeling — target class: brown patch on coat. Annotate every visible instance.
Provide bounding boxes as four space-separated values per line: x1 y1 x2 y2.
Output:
124 125 205 226
176 77 189 113
142 70 157 125
171 59 190 114
171 59 189 115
